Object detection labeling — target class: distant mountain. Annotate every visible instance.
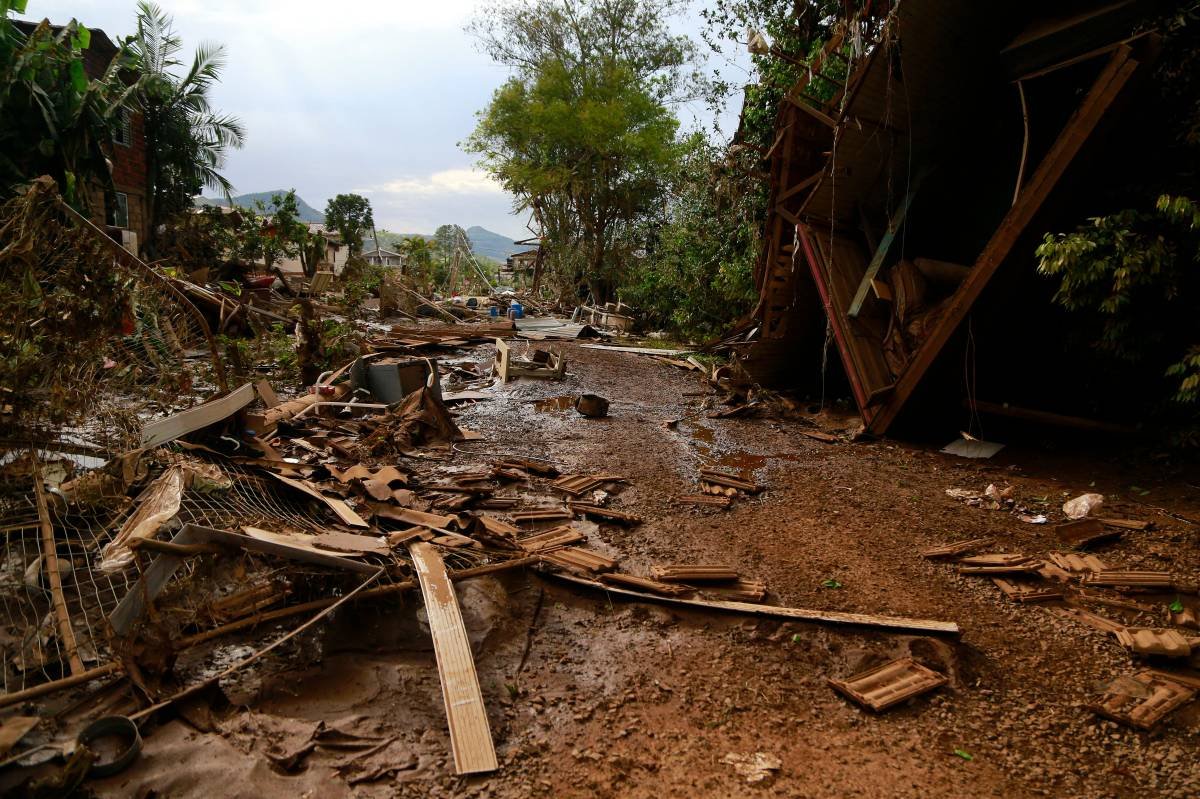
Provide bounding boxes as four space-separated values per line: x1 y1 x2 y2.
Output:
197 191 325 223
466 226 521 260
364 226 521 262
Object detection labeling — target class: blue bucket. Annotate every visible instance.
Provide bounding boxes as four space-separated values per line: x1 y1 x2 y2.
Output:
509 302 524 319
488 306 499 317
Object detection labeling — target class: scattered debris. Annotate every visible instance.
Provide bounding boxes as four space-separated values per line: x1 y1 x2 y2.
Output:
1064 493 1105 519
721 751 781 784
1092 671 1196 730
574 393 610 418
828 657 948 711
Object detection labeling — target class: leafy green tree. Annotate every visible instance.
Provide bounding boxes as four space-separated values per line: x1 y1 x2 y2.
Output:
1037 195 1200 405
324 193 374 257
433 223 467 265
400 236 434 291
700 1 849 148
467 3 682 302
0 5 137 207
254 190 306 272
625 133 760 337
131 1 244 254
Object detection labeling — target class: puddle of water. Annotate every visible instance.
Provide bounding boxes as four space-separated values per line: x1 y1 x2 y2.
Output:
535 395 576 412
689 425 714 443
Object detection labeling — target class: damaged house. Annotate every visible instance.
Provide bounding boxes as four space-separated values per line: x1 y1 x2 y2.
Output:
741 0 1175 437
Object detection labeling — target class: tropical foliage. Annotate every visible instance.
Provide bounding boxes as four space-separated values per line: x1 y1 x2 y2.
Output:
131 1 244 253
0 2 137 208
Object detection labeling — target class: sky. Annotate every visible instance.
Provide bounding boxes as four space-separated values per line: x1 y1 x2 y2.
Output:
19 0 751 241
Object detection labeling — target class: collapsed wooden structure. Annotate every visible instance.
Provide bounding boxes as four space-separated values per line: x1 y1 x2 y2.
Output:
743 0 1163 436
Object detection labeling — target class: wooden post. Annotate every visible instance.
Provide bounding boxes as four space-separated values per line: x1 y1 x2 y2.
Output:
31 453 85 676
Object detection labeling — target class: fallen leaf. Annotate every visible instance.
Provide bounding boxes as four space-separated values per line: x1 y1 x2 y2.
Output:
953 749 973 761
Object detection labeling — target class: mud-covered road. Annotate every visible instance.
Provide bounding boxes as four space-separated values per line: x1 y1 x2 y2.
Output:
94 341 1200 799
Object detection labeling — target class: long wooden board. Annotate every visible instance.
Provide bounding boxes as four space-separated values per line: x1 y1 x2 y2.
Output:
550 573 960 636
408 541 498 774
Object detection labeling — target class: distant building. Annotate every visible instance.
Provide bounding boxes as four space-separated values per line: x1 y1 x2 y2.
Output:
277 223 349 274
363 246 405 267
14 20 149 253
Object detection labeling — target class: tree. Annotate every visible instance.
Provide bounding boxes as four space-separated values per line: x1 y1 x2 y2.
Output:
131 1 244 254
254 190 306 272
625 133 760 337
433 223 467 265
467 1 684 302
0 8 137 208
400 236 434 291
324 193 374 257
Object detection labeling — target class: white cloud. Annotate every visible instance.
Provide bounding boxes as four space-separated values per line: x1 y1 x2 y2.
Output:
364 168 504 196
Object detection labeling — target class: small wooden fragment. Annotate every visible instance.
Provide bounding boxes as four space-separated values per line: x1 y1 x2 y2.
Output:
992 578 1063 603
1097 518 1150 531
921 537 988 556
675 494 733 508
698 469 763 494
957 553 1036 567
407 542 498 774
1050 606 1125 633
1056 518 1121 549
828 657 947 712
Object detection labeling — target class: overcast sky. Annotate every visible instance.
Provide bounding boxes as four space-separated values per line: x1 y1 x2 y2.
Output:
20 0 749 240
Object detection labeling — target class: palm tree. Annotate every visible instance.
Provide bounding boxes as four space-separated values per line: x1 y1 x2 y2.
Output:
130 1 245 253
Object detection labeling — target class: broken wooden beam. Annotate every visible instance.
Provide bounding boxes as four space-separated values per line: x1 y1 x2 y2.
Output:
548 574 961 636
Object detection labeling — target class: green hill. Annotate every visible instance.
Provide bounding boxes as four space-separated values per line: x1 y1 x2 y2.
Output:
197 191 324 222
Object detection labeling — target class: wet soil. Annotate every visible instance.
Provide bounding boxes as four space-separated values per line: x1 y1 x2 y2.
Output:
92 340 1200 798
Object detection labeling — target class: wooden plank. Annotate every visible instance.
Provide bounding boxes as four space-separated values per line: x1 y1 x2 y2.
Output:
869 47 1140 436
847 170 928 317
549 573 960 636
579 344 692 357
141 383 256 447
408 541 498 774
786 93 838 128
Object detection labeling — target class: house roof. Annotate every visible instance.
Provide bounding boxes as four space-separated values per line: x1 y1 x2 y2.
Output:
363 247 402 258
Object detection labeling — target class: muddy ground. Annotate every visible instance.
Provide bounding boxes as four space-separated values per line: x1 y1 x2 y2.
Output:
89 341 1200 798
